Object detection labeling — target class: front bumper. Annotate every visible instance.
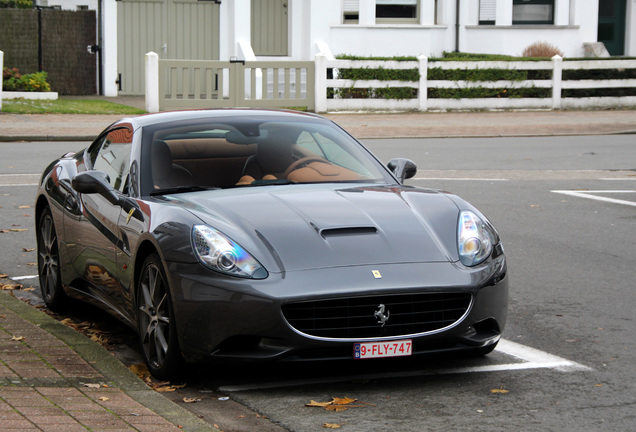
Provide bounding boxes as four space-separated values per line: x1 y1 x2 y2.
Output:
167 254 508 363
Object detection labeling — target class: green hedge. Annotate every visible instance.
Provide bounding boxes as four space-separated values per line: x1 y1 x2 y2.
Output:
332 53 636 100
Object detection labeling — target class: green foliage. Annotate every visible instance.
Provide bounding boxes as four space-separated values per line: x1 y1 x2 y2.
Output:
564 68 636 80
428 87 550 99
329 87 418 100
3 68 51 92
336 54 418 61
337 67 420 82
428 67 528 82
562 88 636 98
0 0 32 8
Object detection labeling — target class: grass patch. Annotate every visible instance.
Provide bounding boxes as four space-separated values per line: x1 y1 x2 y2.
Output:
1 98 146 114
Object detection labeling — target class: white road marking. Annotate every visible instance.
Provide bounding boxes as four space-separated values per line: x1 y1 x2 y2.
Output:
217 339 590 392
414 177 509 181
552 190 636 207
0 174 39 187
11 275 39 281
600 178 636 181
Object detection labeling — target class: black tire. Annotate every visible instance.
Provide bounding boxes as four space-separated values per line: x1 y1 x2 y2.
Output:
37 207 67 310
137 253 181 380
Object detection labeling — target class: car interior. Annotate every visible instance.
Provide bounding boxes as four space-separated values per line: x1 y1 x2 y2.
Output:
149 123 370 190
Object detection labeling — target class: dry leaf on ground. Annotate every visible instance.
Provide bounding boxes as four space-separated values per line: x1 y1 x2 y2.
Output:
324 424 341 429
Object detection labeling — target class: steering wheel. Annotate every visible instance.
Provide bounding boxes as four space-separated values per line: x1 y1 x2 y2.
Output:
284 156 329 178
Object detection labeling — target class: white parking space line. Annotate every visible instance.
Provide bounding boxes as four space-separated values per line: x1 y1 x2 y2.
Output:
217 339 590 392
552 190 636 207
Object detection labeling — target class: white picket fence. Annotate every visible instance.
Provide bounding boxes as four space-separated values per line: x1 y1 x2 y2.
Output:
314 54 636 112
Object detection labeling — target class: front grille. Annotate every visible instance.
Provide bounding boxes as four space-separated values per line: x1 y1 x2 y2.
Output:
282 292 472 339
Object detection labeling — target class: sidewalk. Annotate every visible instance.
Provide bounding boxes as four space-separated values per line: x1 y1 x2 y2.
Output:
0 290 217 432
1 97 635 141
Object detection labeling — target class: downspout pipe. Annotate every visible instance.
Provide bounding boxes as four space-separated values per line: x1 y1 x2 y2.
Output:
455 0 460 52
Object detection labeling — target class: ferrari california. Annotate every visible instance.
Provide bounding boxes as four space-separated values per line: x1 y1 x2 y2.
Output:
35 109 508 379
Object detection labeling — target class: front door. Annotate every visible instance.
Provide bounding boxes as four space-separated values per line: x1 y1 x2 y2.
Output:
251 0 288 56
598 0 626 56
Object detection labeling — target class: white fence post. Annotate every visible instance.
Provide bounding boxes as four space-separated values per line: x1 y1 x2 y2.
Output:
145 52 160 113
552 54 563 110
0 50 4 112
315 54 327 113
418 55 428 112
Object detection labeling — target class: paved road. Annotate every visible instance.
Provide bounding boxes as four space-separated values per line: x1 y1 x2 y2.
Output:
1 136 635 432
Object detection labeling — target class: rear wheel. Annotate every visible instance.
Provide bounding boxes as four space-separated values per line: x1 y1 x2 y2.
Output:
37 207 66 310
137 253 181 379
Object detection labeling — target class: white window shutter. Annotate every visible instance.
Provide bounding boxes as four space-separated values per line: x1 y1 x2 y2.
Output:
479 0 496 22
344 0 359 12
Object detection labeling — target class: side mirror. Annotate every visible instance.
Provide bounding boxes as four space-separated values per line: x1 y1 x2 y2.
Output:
72 171 120 206
388 158 417 184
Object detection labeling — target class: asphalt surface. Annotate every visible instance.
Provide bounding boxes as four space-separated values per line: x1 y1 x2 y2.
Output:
0 99 635 431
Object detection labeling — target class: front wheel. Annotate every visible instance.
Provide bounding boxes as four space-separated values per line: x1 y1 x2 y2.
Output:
37 206 66 310
137 253 181 380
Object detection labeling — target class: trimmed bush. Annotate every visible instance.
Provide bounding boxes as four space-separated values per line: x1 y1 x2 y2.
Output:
3 67 51 92
522 42 564 58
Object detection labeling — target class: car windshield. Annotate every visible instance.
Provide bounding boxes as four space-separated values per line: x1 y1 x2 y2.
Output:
141 115 396 195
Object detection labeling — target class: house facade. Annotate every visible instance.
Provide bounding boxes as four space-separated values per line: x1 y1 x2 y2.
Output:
44 0 635 96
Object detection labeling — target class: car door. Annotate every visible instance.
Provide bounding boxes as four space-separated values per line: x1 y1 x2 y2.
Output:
65 127 134 311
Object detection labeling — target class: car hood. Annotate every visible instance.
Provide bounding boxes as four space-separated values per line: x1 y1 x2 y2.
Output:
168 184 461 272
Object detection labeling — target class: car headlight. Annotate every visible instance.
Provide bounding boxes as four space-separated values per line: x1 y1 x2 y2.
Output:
457 211 496 267
192 225 267 279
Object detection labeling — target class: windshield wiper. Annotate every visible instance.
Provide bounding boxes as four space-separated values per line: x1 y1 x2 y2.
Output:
150 185 220 196
246 179 297 186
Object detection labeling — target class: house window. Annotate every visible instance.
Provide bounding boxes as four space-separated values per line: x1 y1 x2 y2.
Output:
479 0 496 25
376 0 418 24
343 0 359 23
512 0 554 25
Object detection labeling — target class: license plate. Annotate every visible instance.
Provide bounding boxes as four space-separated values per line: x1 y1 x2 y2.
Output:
353 339 412 359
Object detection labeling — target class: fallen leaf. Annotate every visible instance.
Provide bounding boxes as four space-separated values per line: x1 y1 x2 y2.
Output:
0 273 7 278
10 228 28 232
324 424 341 429
129 363 151 381
332 397 357 405
83 383 101 389
182 397 200 403
490 388 509 394
97 396 109 401
22 248 35 252
155 386 177 393
18 205 31 209
325 405 348 412
10 336 25 341
306 400 332 408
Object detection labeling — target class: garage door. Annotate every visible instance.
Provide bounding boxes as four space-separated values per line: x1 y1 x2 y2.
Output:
117 0 220 95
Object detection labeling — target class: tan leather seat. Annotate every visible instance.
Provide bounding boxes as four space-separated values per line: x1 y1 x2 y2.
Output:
287 162 362 183
151 140 193 189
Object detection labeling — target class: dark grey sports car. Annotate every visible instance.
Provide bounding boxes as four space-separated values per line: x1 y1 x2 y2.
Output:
35 109 507 379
